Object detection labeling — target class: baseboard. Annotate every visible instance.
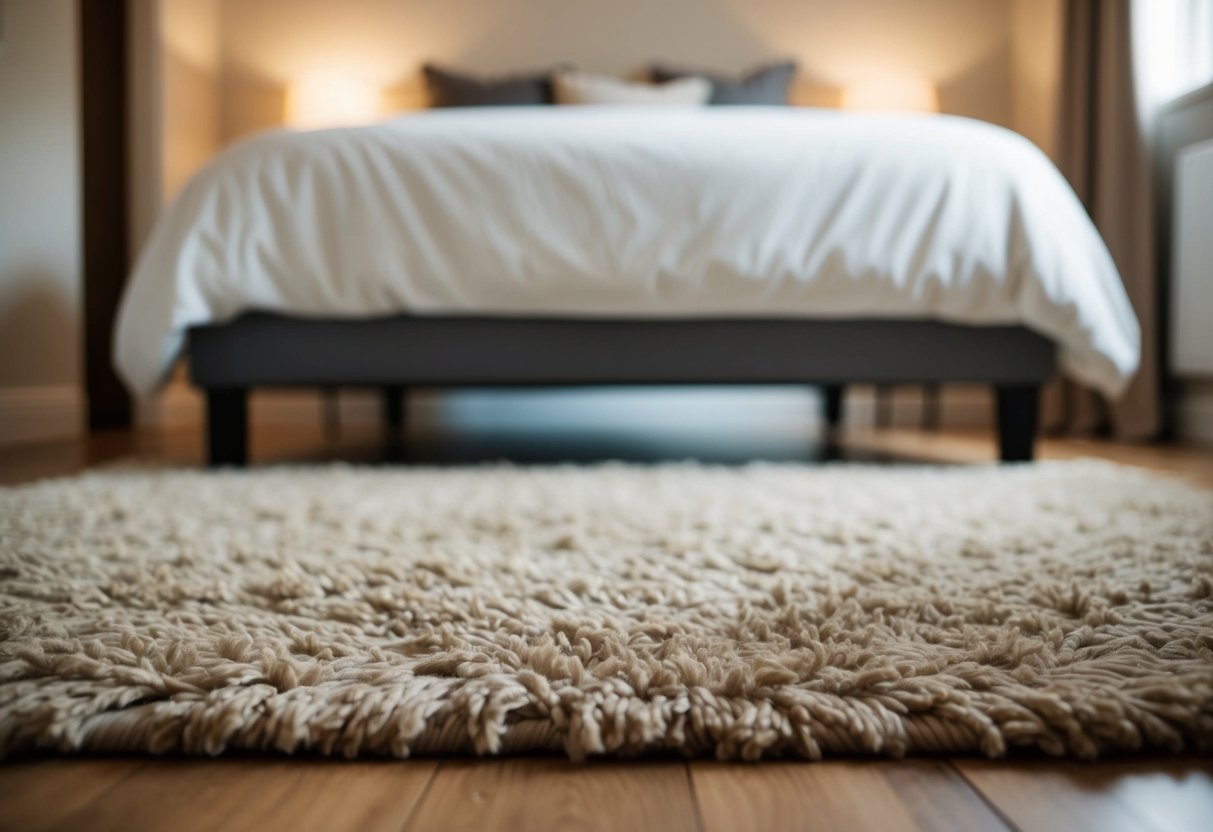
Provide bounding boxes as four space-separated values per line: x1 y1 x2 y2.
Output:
0 385 86 446
1173 382 1213 446
140 381 995 431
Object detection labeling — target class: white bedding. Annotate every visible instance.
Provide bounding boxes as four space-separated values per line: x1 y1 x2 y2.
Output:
115 107 1140 396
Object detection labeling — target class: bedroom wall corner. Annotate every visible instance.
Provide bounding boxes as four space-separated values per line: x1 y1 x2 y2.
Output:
128 0 163 256
128 0 223 430
161 0 220 202
128 0 222 252
0 0 85 447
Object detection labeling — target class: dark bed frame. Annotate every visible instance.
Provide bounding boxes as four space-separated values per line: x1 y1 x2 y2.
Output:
187 314 1054 466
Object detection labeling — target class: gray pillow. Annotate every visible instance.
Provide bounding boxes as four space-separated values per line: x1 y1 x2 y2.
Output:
650 61 797 105
423 64 562 107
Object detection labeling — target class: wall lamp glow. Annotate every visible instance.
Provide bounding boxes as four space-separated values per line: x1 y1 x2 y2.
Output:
841 77 939 113
286 72 384 129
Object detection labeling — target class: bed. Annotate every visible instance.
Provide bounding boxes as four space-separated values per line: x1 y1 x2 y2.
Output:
114 107 1141 465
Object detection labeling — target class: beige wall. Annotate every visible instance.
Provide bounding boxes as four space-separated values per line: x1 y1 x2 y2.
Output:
130 0 222 222
162 0 220 199
0 0 84 442
1011 0 1063 159
141 0 1031 190
213 0 1016 142
129 0 164 252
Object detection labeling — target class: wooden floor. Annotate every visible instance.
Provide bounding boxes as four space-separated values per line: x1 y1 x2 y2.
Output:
2 405 1211 831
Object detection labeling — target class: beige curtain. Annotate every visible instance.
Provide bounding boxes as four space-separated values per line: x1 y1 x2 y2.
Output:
1045 0 1159 439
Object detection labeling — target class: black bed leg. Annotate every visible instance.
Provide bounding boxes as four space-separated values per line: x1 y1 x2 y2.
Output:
822 384 844 430
995 385 1040 462
382 385 408 461
206 388 248 467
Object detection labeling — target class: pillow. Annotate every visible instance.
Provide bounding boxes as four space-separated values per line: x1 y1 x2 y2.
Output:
650 61 797 105
423 63 561 107
552 71 711 106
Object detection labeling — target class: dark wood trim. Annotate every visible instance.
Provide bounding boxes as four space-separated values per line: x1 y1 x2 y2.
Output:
79 0 132 430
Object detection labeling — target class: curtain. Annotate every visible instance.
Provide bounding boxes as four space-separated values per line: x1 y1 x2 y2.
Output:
1046 0 1160 439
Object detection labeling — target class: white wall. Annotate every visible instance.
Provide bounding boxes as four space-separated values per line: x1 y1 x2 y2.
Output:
0 0 84 444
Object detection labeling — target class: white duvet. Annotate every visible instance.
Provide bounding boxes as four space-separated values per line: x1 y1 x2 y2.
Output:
115 107 1140 396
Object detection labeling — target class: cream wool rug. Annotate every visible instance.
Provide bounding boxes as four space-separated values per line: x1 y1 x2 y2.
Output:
2 461 1212 761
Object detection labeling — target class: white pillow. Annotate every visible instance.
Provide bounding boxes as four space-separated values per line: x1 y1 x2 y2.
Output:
553 71 711 106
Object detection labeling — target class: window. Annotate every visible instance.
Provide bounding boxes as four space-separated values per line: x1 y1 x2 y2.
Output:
1135 0 1213 114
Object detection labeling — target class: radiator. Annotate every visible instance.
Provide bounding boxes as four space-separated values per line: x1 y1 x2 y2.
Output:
1172 137 1213 376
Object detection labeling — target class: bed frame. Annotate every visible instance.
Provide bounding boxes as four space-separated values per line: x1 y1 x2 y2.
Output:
187 314 1055 466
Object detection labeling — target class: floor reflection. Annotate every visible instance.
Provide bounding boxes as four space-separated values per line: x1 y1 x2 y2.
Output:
390 386 867 465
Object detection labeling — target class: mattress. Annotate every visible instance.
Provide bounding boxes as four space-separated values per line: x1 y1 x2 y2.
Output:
114 107 1140 396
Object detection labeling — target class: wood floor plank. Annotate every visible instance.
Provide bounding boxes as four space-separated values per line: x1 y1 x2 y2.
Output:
9 758 437 832
690 759 1010 832
406 758 699 832
954 758 1213 832
0 759 145 832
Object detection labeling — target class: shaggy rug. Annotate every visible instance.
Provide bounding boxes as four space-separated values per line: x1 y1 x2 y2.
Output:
1 461 1211 761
